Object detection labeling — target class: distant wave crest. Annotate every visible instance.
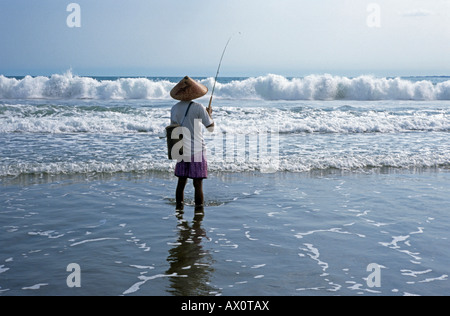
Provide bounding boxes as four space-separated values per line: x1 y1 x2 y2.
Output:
1 72 450 100
209 74 450 101
0 72 174 100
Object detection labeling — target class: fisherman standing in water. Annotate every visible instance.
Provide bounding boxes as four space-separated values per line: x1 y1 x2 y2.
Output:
169 76 215 211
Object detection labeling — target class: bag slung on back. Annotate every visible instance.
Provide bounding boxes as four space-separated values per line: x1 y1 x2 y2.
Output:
166 102 193 160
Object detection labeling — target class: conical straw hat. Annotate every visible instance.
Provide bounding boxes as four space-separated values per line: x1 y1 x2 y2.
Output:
170 76 208 101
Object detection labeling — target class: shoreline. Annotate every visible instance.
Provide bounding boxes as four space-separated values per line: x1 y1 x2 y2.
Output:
1 166 449 187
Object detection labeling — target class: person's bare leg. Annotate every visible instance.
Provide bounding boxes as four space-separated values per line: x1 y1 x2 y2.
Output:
176 177 188 210
193 178 204 207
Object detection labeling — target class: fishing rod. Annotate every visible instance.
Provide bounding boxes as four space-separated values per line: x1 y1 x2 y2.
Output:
208 32 240 111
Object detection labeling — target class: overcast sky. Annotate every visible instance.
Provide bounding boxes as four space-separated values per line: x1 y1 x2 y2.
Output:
0 0 449 77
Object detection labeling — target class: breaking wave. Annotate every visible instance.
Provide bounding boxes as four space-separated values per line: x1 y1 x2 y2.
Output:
1 72 450 101
1 104 448 134
210 74 450 101
1 145 449 178
1 72 449 177
0 72 173 100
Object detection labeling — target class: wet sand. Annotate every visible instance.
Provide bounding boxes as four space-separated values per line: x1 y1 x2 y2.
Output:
1 170 449 296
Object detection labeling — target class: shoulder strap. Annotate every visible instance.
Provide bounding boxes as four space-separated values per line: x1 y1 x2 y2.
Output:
180 102 194 126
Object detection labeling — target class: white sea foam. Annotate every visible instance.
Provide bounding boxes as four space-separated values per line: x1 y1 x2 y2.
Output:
0 134 449 177
22 283 49 290
205 74 450 100
1 103 448 135
123 273 186 295
1 72 450 100
0 72 174 100
0 104 169 134
0 265 10 274
70 237 119 247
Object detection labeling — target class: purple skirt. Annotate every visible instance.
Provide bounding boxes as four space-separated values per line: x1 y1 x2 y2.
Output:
175 152 208 179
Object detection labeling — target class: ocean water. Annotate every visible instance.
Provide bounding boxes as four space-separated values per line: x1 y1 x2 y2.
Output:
0 73 449 296
1 73 449 176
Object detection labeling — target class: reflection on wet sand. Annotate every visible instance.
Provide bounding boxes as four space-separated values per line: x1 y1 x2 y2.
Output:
166 207 218 296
